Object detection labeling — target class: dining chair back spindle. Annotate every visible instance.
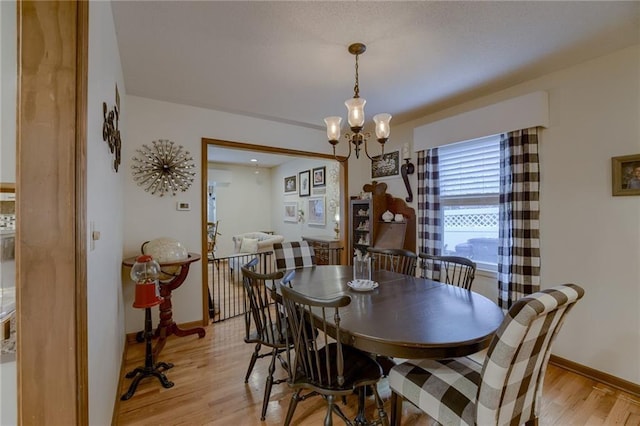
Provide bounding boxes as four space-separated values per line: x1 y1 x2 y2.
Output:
240 263 290 421
419 253 477 290
280 285 388 426
389 283 585 426
367 247 417 276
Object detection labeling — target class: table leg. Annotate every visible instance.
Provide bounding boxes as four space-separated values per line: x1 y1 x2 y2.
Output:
152 284 206 358
121 308 174 401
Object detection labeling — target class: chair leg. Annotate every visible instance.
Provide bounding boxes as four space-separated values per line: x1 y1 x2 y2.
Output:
331 401 352 425
324 394 335 426
372 385 389 426
244 343 261 383
284 390 301 426
390 391 402 426
260 347 278 421
525 419 539 426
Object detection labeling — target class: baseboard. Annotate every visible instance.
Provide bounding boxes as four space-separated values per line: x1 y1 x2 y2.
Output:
550 354 640 398
125 320 205 344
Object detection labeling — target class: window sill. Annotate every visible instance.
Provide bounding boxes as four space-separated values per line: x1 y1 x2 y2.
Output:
475 268 497 280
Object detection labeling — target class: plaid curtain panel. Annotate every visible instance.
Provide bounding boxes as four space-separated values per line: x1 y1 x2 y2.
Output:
498 127 541 310
417 148 443 280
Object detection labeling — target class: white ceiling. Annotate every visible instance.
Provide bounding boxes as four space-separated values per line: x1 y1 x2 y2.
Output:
207 145 300 167
112 1 640 165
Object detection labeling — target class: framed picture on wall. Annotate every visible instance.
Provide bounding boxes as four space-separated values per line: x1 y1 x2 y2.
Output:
307 196 325 225
284 175 297 194
312 166 326 187
371 150 400 179
612 153 640 196
299 170 311 197
284 201 298 222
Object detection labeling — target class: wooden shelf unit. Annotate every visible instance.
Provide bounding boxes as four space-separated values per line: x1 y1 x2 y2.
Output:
348 182 416 262
349 198 372 256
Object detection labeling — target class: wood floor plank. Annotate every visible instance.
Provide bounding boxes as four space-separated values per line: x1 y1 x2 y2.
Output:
114 315 640 425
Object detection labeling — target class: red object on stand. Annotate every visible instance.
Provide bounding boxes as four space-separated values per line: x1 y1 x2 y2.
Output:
121 255 174 401
123 252 204 358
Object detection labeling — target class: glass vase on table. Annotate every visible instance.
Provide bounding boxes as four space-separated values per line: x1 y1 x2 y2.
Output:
353 255 372 282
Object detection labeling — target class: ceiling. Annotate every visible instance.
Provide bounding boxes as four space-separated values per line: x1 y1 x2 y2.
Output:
112 1 640 165
207 144 302 168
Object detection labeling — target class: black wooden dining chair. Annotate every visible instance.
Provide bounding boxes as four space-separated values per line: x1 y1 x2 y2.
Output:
367 247 417 276
240 261 290 421
418 253 477 290
280 285 388 426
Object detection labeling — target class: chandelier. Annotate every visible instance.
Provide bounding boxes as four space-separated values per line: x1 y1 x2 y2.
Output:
325 43 391 162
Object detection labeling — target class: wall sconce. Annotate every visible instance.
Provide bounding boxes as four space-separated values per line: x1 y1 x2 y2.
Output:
401 143 415 202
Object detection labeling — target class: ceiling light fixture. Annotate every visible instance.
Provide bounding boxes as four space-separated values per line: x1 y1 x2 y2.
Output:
325 43 391 162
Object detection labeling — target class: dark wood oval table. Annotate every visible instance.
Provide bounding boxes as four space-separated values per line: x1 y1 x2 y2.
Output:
283 265 504 359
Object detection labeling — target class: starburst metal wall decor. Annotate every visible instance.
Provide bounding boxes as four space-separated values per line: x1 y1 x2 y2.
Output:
131 139 196 197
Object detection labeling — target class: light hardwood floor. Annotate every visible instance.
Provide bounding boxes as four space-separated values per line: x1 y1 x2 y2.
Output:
114 315 640 425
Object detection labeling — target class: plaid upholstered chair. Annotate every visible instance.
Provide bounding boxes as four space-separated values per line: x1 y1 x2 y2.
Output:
388 284 584 426
273 241 316 271
367 247 418 276
280 285 388 426
240 263 291 421
419 253 477 290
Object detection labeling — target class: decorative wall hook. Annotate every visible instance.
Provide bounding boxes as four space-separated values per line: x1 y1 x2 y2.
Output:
102 84 122 172
401 158 415 202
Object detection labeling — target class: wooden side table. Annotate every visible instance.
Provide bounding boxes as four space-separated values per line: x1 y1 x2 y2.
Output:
123 252 204 357
302 236 343 265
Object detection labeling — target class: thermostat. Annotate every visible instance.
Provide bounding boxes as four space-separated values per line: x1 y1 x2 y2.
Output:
176 201 191 211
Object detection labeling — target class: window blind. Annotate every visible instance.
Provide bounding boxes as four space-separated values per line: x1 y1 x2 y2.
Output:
439 135 500 197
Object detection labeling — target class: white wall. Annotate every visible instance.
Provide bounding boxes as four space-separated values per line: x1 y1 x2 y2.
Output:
87 1 126 423
395 45 640 384
123 96 327 333
208 163 273 256
0 0 16 183
270 158 339 241
0 3 17 424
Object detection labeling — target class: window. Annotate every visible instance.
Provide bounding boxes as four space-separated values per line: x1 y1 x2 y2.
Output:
439 135 500 270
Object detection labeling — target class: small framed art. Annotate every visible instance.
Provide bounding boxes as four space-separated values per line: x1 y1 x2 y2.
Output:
284 202 298 222
299 170 311 197
284 175 297 194
371 150 400 179
307 196 325 225
312 166 326 187
612 153 640 196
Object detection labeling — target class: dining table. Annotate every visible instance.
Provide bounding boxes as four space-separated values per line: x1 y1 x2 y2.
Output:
281 265 505 360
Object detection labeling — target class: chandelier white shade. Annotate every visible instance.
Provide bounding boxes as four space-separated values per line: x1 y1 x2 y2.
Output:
326 43 391 162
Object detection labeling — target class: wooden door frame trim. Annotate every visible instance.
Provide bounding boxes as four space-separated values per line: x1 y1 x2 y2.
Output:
199 138 349 324
16 1 88 423
75 1 89 423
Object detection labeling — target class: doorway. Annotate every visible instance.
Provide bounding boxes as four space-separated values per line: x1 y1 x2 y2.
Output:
199 138 349 323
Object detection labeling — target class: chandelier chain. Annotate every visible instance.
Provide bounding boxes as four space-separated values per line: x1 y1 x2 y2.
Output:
353 53 360 98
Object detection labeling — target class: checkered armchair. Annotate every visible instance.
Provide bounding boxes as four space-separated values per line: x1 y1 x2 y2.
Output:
273 241 316 271
389 284 584 426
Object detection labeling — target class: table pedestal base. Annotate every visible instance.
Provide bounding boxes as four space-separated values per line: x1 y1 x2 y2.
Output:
152 320 206 358
121 308 175 401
